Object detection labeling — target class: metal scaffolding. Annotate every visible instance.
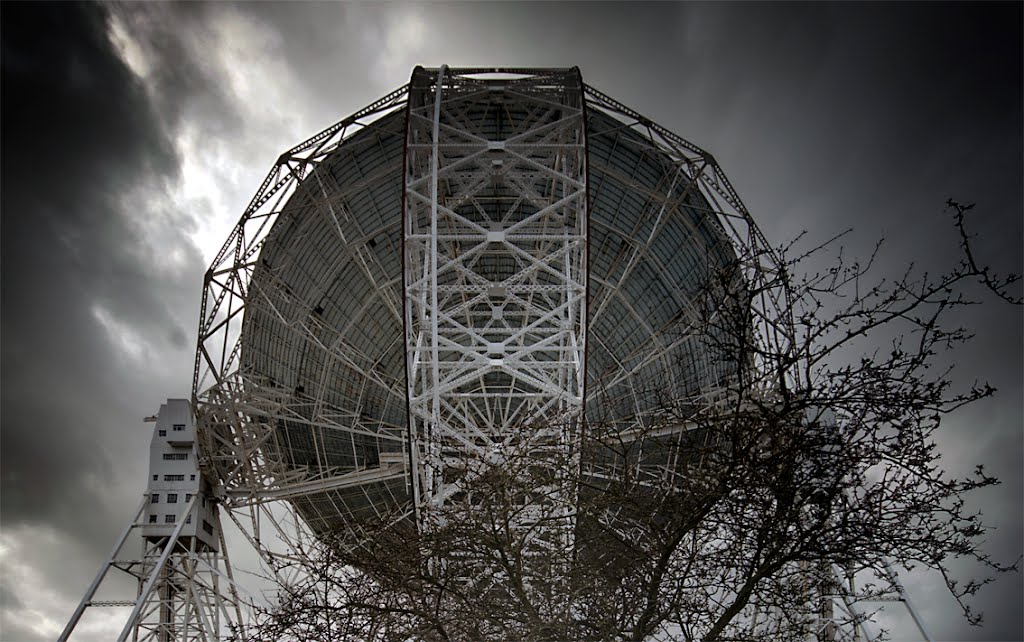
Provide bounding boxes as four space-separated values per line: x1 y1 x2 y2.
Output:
402 68 588 551
62 67 932 641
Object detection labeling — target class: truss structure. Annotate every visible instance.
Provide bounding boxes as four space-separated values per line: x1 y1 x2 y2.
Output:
191 82 412 511
188 68 798 535
403 67 587 547
59 498 245 642
64 67 935 641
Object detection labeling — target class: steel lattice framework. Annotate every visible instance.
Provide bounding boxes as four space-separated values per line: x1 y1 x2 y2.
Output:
47 66 942 642
184 67 807 631
59 67 939 642
403 68 588 539
191 68 794 528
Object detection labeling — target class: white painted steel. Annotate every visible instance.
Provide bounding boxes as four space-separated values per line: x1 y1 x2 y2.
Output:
118 495 197 642
60 405 243 642
58 499 146 642
402 69 587 537
61 67 930 641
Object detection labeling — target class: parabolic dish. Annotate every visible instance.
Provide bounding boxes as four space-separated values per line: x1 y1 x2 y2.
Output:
203 68 750 537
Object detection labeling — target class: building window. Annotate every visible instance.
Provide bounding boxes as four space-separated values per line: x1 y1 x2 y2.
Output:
173 424 185 432
165 515 176 524
162 453 188 461
167 493 178 503
190 474 196 481
148 514 157 524
158 429 166 436
151 493 159 503
202 520 214 535
164 474 184 482
152 474 158 481
185 515 192 524
185 493 192 503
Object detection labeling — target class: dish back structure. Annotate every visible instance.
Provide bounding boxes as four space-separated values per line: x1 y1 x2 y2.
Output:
193 68 784 541
62 67 934 642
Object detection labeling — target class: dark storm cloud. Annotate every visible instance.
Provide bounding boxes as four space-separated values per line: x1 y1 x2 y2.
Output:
0 1 204 542
0 5 270 636
708 2 1023 247
657 1 1023 413
110 3 239 137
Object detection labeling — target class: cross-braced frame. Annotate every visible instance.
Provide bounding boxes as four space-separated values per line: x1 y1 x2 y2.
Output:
176 67 932 641
403 68 588 545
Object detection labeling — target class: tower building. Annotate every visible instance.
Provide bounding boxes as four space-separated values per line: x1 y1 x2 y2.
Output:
143 400 219 548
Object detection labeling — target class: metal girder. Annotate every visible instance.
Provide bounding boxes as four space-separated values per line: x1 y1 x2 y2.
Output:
224 463 406 506
402 68 587 539
59 497 245 642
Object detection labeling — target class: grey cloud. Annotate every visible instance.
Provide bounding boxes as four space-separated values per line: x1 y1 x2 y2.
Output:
0 1 215 634
0 619 43 642
0 575 23 611
0 0 204 559
109 3 240 137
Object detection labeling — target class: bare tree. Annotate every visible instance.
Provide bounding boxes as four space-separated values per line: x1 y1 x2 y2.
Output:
246 201 1020 641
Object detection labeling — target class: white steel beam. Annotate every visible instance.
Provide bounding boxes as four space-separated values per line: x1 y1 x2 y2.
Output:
224 464 406 506
58 499 147 642
117 496 197 641
403 68 588 542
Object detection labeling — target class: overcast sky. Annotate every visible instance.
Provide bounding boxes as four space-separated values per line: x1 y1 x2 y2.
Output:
1 2 1020 641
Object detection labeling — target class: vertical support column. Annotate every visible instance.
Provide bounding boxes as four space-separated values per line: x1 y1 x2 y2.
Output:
427 64 447 517
402 68 589 542
58 500 146 642
61 493 245 641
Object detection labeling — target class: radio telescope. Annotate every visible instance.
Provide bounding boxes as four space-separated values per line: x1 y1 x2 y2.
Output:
62 67 931 641
200 66 754 538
